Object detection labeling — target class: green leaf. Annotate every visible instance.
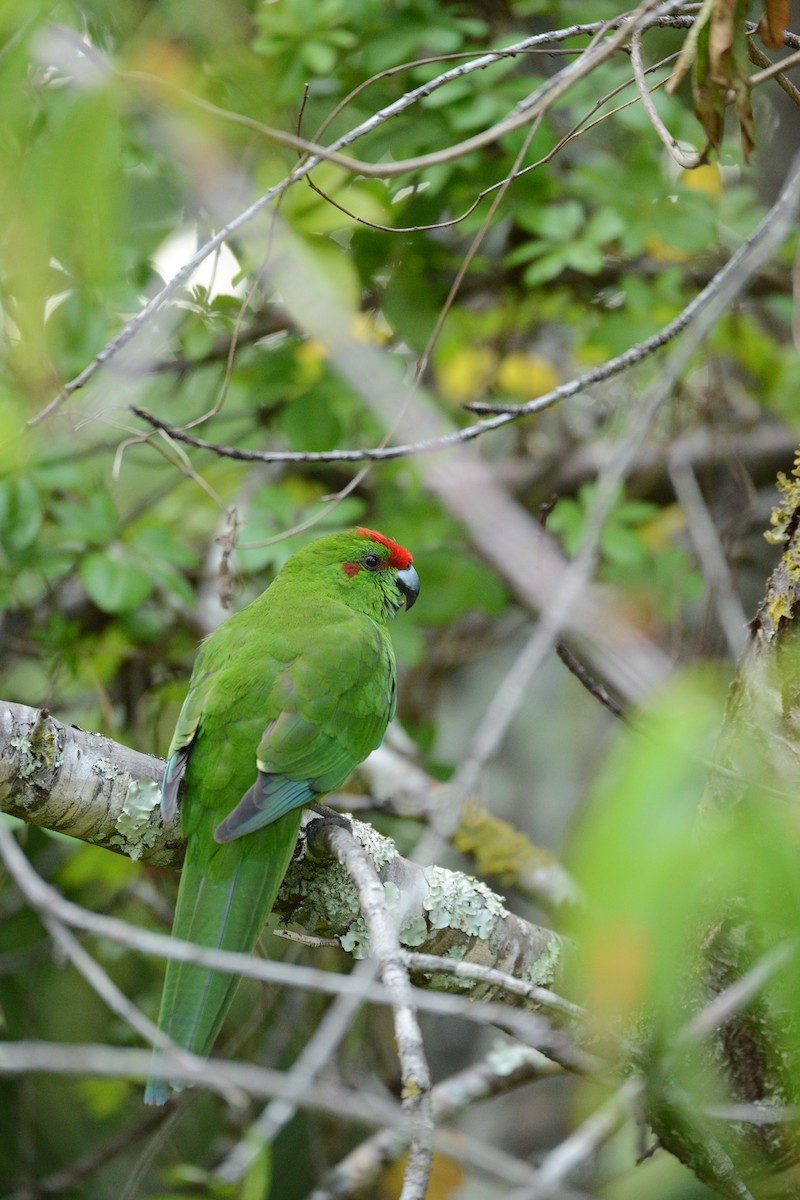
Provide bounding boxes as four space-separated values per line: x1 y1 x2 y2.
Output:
518 199 584 241
239 1142 271 1200
583 207 626 245
561 241 604 275
0 475 42 554
80 549 154 613
300 40 338 75
522 251 570 286
600 522 648 567
545 498 584 556
52 492 119 548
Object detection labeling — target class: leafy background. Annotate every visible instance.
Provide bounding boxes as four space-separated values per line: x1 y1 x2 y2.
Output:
1 0 799 1198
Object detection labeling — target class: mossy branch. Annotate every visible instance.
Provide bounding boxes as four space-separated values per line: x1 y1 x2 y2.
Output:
0 700 562 1007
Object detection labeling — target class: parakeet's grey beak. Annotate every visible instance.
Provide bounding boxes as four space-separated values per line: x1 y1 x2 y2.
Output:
397 564 420 610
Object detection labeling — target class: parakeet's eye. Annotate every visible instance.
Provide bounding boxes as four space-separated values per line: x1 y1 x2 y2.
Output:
362 554 382 570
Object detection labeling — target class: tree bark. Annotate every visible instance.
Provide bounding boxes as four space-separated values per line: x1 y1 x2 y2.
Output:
0 700 562 1010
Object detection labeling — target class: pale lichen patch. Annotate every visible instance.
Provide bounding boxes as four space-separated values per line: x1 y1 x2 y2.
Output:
522 933 561 988
399 915 428 947
487 1037 552 1076
351 817 398 869
340 879 402 958
9 736 37 778
93 757 120 781
112 778 162 861
422 864 508 939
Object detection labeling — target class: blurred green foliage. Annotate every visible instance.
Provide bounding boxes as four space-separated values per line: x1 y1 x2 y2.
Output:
569 673 800 1195
0 0 798 1197
548 483 703 619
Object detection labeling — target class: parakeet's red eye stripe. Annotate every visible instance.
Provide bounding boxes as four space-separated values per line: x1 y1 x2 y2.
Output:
342 561 362 577
355 526 413 569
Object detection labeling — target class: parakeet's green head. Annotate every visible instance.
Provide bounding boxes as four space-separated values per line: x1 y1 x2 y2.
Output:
274 526 419 622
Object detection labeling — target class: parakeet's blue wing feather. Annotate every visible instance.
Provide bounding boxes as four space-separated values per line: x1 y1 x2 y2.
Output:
214 773 315 842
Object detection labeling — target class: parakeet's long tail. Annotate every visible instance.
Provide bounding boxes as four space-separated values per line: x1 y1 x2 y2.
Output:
144 809 303 1105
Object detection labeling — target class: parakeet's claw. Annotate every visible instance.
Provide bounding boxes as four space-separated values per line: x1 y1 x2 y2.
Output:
304 805 353 862
307 801 352 829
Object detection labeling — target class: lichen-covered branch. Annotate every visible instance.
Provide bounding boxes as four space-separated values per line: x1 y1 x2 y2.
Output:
0 700 562 1003
649 447 800 1198
0 701 180 865
283 815 562 999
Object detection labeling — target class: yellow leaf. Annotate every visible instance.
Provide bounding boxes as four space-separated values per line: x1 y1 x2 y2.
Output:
381 1150 463 1200
638 503 687 551
644 232 690 263
681 162 723 196
435 345 498 403
494 350 560 400
294 338 327 384
351 311 393 344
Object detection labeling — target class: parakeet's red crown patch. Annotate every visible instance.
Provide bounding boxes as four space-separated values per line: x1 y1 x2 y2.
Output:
356 526 413 569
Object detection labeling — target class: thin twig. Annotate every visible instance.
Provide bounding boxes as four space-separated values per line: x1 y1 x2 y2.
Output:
131 144 800 469
404 952 584 1021
667 456 748 657
747 40 800 104
631 29 705 167
0 1040 408 1128
505 1078 642 1200
320 823 434 1200
117 4 680 184
309 1048 562 1200
749 45 800 88
0 822 569 1044
39 913 246 1106
214 958 381 1185
33 5 693 424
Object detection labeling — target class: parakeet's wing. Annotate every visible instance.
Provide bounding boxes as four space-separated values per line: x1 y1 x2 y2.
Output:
214 616 395 842
160 657 216 821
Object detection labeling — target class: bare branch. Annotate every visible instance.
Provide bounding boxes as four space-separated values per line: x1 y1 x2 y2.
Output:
749 45 800 89
631 29 705 166
506 1078 642 1200
667 456 749 657
471 144 800 417
215 958 382 1185
747 40 800 105
0 703 568 1040
314 822 434 1200
309 1047 561 1200
0 1039 408 1128
404 952 584 1021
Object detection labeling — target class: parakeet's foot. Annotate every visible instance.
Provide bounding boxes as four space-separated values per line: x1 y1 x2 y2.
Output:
304 805 353 862
307 801 352 829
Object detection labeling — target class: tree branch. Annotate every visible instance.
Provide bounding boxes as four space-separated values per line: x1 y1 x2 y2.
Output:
34 6 703 424
0 700 564 1028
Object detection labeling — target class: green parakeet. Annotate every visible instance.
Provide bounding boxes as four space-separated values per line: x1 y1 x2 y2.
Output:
144 527 419 1105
